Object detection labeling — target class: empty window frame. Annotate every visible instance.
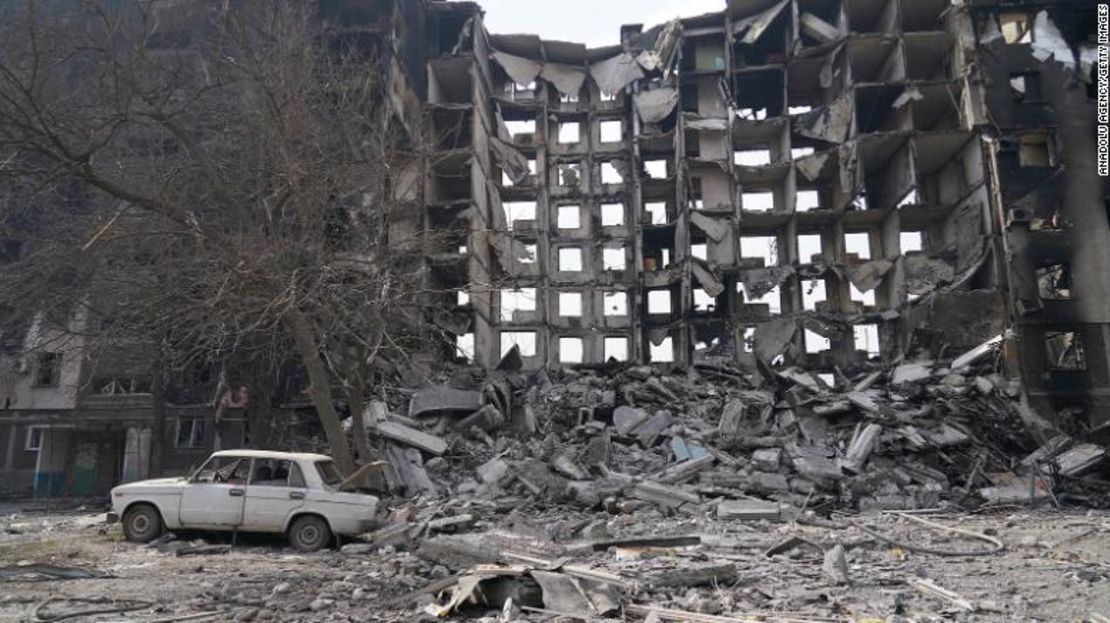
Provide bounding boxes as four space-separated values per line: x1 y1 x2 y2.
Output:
604 336 630 361
1018 132 1053 167
854 324 880 359
742 235 779 267
504 119 535 139
34 352 61 387
738 283 782 314
691 243 708 260
521 244 537 264
503 201 536 229
900 231 923 252
694 288 716 312
797 234 823 263
644 202 668 225
649 337 675 362
502 160 537 186
600 162 623 184
557 205 581 229
558 247 584 272
558 121 581 144
742 191 775 212
600 202 625 226
457 290 470 306
803 329 831 354
850 283 876 307
600 120 623 143
559 337 584 363
802 279 827 310
557 164 581 187
559 291 584 316
603 291 629 316
791 146 815 159
845 232 872 259
602 247 625 271
500 288 537 321
796 189 821 212
1044 331 1086 370
500 331 537 358
734 148 772 166
644 159 668 178
647 290 672 314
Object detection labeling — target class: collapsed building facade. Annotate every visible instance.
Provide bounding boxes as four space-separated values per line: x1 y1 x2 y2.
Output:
0 0 1106 495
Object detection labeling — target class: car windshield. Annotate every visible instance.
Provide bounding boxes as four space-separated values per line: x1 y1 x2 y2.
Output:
315 460 343 487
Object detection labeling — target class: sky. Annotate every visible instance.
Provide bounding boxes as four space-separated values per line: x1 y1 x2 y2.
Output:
469 0 727 48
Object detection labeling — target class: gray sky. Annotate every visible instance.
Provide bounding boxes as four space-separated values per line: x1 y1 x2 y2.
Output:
471 0 726 48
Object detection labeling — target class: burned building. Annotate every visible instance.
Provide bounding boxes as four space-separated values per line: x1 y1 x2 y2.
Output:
417 1 1106 429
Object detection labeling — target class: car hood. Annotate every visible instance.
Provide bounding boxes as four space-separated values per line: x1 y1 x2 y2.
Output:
112 477 187 493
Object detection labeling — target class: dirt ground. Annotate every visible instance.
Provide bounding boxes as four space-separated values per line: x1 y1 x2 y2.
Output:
1 501 1109 623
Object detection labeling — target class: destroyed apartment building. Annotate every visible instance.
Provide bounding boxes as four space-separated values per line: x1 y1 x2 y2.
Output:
0 0 1106 501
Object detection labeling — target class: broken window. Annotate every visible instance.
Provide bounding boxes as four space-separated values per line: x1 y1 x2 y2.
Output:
34 352 61 387
742 235 778 267
648 290 672 315
600 203 624 227
791 146 815 159
854 324 880 359
644 159 668 178
557 164 580 187
456 333 475 361
796 189 821 212
850 283 876 307
503 201 536 230
896 188 921 208
645 202 668 225
603 247 625 271
797 234 823 263
504 119 535 140
734 148 772 166
559 292 583 316
500 288 537 321
604 336 629 361
803 329 831 354
502 160 537 187
560 91 579 103
175 418 206 449
558 121 580 144
501 331 537 358
1044 331 1086 370
521 244 537 264
600 162 623 184
649 337 675 363
1036 264 1072 299
557 205 581 229
558 247 584 272
742 327 756 352
845 232 872 259
559 337 584 364
457 290 470 306
694 289 716 312
691 243 708 261
742 191 775 212
25 426 44 451
788 105 813 115
604 292 628 316
900 231 923 252
600 120 622 143
738 283 782 314
802 279 827 311
1019 132 1053 167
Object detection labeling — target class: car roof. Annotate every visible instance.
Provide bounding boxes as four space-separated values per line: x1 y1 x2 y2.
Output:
211 449 333 462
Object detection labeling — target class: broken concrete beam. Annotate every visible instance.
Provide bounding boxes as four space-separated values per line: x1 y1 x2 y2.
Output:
847 391 882 414
890 361 933 385
612 405 648 436
635 410 674 447
840 423 881 474
409 386 483 417
656 453 715 484
456 404 505 432
822 543 849 586
629 480 701 509
751 448 782 472
800 12 839 42
717 499 781 521
1020 435 1072 467
1055 443 1106 477
477 457 511 485
792 455 844 483
371 421 447 456
718 398 744 437
951 334 1003 371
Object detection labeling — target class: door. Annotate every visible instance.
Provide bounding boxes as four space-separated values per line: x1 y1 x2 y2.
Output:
178 455 250 528
241 459 307 532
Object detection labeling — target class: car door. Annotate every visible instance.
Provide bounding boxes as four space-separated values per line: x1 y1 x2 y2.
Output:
240 459 307 532
178 455 250 529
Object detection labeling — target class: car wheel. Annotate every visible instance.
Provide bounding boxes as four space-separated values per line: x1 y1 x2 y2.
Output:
289 515 331 552
122 504 163 543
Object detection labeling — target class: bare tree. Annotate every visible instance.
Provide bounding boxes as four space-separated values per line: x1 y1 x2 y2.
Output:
0 0 442 473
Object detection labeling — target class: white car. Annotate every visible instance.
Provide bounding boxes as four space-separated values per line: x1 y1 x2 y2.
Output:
110 450 379 551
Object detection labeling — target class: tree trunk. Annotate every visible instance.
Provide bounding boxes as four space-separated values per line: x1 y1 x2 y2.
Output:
348 373 373 464
149 348 166 477
287 310 356 475
248 364 275 449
